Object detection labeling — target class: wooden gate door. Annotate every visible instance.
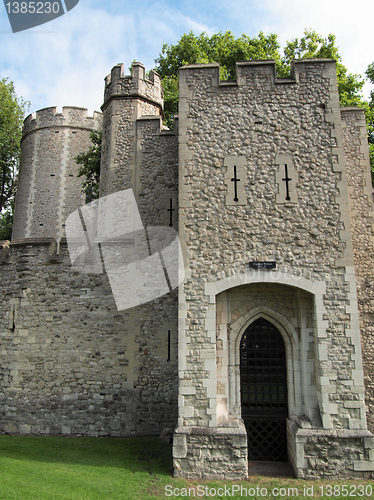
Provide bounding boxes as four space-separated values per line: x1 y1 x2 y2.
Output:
240 318 288 461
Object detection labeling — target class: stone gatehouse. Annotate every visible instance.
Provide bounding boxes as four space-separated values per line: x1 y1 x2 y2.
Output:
1 58 374 479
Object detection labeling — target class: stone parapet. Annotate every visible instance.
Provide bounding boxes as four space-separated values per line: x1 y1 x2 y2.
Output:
23 106 102 138
180 58 336 89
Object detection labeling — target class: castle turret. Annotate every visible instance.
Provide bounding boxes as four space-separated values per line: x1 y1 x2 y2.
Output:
99 62 165 200
12 106 102 242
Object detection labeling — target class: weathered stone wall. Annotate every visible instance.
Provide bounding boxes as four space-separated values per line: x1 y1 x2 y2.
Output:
3 58 374 480
12 107 102 242
136 117 179 227
175 59 370 477
341 107 374 433
178 59 364 427
97 60 180 432
0 241 178 437
1 62 180 441
173 425 248 479
99 97 135 197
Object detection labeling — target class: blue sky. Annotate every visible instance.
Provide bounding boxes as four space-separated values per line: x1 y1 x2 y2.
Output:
0 0 373 117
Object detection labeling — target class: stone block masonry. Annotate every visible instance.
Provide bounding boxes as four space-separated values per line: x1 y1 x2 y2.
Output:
342 108 374 433
1 62 179 442
0 241 178 437
173 425 248 479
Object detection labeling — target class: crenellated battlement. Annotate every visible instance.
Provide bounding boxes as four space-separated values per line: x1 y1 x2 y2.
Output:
23 106 102 138
14 106 102 242
179 58 337 89
102 62 163 111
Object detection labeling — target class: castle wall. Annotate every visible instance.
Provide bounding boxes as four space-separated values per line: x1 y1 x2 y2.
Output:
12 107 102 242
2 58 374 480
97 61 180 433
1 63 180 440
0 241 178 437
174 59 372 478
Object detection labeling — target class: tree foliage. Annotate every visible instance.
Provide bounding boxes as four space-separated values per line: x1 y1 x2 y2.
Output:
0 202 14 240
156 31 282 128
156 31 282 79
0 78 28 240
75 130 102 201
155 29 367 127
280 30 365 106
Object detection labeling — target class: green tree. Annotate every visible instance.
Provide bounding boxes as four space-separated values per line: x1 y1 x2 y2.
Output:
156 31 282 127
75 130 102 201
156 29 366 127
0 77 29 240
0 201 13 240
281 29 365 106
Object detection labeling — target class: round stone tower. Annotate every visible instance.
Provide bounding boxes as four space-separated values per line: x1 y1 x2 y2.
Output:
12 106 102 242
99 62 164 198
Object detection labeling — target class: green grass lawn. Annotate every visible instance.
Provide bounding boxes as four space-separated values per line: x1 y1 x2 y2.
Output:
0 435 373 500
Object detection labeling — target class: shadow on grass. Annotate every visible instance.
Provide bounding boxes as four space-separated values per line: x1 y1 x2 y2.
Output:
0 435 173 476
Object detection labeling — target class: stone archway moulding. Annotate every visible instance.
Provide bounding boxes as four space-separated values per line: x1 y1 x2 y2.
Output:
204 270 328 340
203 270 329 428
204 269 327 302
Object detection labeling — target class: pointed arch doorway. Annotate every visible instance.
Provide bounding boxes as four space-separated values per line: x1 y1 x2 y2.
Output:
240 317 288 461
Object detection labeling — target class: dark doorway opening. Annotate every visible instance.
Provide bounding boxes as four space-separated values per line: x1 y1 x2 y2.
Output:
240 317 288 461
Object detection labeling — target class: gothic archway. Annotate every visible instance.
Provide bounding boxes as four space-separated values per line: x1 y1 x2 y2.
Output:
240 317 288 461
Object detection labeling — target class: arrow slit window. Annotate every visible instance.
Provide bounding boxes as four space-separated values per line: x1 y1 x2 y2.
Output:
224 156 247 206
275 155 298 204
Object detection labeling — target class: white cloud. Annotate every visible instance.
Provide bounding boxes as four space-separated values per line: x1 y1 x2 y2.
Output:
0 6 134 113
263 1 371 60
0 0 372 115
214 0 373 98
0 0 217 114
